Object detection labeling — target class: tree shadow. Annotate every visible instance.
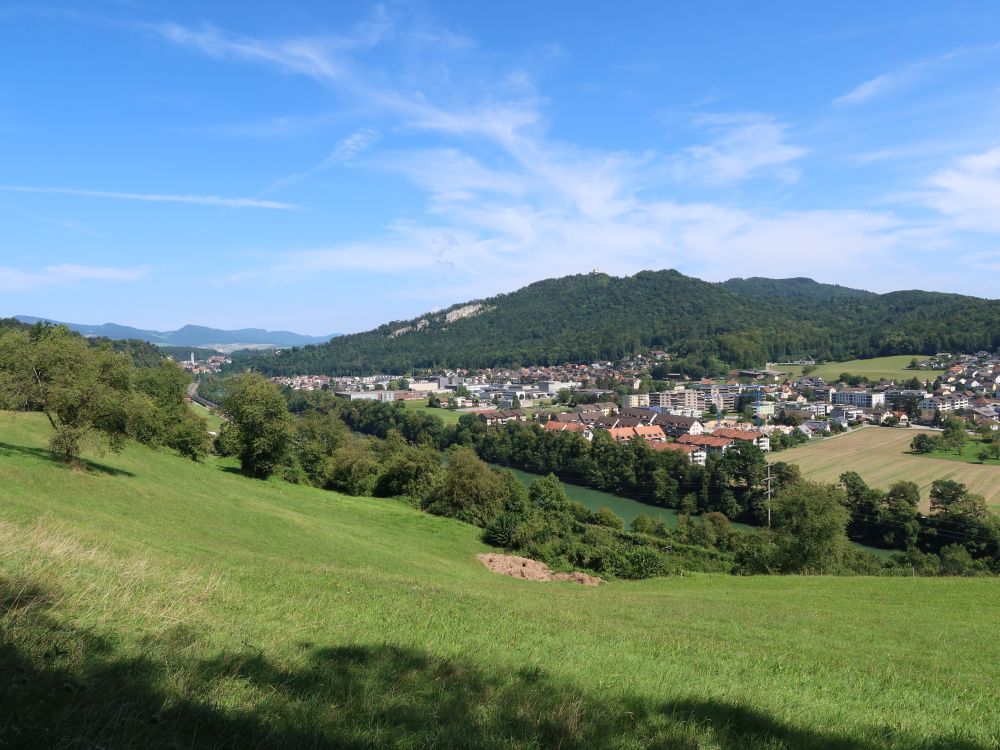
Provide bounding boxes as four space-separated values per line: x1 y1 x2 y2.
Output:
0 441 135 477
1 574 991 750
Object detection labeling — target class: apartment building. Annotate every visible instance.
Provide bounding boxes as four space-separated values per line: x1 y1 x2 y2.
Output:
831 389 885 408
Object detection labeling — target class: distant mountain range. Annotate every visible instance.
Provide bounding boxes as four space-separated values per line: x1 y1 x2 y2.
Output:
13 316 338 352
231 270 1000 375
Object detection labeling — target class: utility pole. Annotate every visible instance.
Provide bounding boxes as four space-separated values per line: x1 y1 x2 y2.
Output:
765 463 773 528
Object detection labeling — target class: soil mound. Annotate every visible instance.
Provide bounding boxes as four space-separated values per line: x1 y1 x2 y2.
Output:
476 553 602 586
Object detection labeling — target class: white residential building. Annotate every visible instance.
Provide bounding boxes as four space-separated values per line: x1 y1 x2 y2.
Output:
622 393 650 408
831 389 885 408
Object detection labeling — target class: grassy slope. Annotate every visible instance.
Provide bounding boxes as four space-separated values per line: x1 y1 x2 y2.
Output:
770 427 1000 510
189 400 225 432
2 412 999 749
781 355 933 382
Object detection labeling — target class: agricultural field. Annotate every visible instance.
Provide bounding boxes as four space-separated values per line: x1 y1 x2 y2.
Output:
400 398 465 424
2 411 999 748
779 354 935 382
771 426 1000 509
401 399 563 426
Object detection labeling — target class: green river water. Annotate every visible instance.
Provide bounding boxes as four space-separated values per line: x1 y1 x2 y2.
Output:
501 465 892 558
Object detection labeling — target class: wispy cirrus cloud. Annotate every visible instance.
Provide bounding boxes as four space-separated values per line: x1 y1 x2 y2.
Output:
671 113 807 185
833 44 1000 106
0 185 297 209
152 18 541 146
153 13 967 303
151 8 395 88
0 263 148 292
263 128 380 193
834 70 908 107
920 147 1000 233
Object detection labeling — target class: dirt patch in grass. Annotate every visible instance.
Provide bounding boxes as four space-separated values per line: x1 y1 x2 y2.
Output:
476 553 602 586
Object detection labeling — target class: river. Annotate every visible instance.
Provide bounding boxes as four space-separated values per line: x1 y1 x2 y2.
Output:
502 466 725 529
500 465 892 558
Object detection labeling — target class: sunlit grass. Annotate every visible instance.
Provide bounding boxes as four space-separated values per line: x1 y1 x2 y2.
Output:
2 412 998 748
770 426 1000 510
781 354 933 382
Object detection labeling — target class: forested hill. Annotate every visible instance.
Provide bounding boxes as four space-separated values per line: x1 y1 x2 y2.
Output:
236 270 1000 376
720 277 876 301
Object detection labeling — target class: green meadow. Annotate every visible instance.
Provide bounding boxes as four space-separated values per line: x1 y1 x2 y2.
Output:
2 411 999 749
924 439 1000 467
400 398 465 424
189 400 225 433
780 354 934 382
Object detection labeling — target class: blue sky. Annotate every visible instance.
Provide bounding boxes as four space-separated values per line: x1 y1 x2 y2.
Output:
3 2 1000 334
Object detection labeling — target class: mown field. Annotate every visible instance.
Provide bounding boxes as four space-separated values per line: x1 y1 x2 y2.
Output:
771 427 1000 510
2 412 999 748
779 354 934 382
400 398 465 424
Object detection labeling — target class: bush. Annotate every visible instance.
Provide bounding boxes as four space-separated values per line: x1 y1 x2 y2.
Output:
171 411 210 461
939 544 985 576
590 546 629 577
593 507 624 529
623 547 667 579
328 440 380 496
733 529 780 575
483 513 521 548
631 514 655 535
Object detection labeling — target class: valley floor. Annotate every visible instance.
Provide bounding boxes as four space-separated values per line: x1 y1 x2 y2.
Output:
2 412 998 749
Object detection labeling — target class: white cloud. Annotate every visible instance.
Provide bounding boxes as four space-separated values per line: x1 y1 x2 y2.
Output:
154 18 541 148
672 114 807 185
0 185 296 210
154 23 349 84
833 71 904 106
263 128 380 193
372 148 527 203
922 147 1000 232
156 17 956 303
833 45 1000 106
0 264 148 292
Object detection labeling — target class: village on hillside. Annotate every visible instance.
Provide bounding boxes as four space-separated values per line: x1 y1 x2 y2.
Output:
250 350 1000 466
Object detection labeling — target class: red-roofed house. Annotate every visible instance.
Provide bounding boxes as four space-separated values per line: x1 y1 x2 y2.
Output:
651 442 707 465
676 434 735 455
710 427 771 451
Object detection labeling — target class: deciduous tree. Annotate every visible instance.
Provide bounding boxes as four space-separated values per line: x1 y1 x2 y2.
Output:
0 325 136 466
223 373 294 479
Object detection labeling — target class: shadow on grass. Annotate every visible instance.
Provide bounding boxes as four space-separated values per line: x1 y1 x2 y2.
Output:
0 575 989 750
0 441 135 477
